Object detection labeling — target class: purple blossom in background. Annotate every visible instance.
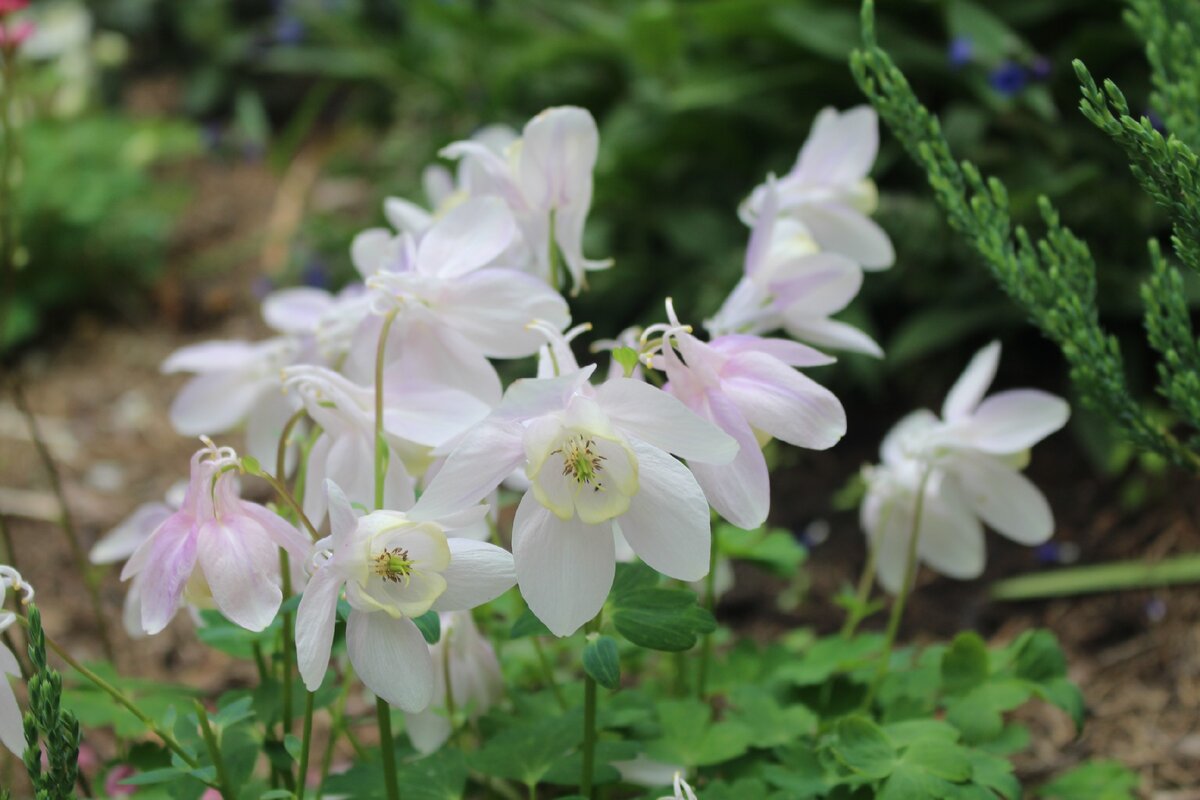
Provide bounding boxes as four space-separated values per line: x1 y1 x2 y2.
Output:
274 15 304 45
302 256 330 289
989 61 1028 97
1145 598 1167 623
1030 55 1052 81
1146 109 1166 132
252 275 275 300
947 37 974 69
1034 541 1060 565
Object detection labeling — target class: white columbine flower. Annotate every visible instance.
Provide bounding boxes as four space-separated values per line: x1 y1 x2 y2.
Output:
658 773 699 800
441 106 613 293
416 355 738 636
404 610 503 753
740 106 893 271
296 482 515 712
861 341 1070 593
0 566 31 755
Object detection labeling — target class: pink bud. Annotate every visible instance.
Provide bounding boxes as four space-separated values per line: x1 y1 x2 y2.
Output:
0 0 28 14
0 20 33 49
105 764 137 797
201 789 223 800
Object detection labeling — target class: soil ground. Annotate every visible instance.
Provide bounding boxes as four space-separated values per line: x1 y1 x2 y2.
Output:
2 154 1199 799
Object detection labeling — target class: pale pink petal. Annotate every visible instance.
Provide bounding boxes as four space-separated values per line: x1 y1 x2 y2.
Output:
412 419 526 519
432 539 517 612
351 228 394 278
720 352 846 450
197 517 283 632
783 317 882 358
346 612 435 712
416 197 518 278
436 268 570 358
244 385 302 472
595 378 738 464
296 566 344 691
90 503 171 564
708 334 834 368
952 453 1054 545
512 491 615 637
161 340 258 374
744 179 780 278
517 107 598 212
769 253 863 316
798 203 894 269
686 391 770 530
381 381 491 448
134 519 198 635
262 287 334 335
957 390 1069 454
393 322 503 406
384 196 434 235
795 106 878 186
616 441 711 581
942 341 1000 422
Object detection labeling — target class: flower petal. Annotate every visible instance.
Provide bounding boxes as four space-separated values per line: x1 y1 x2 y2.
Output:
262 287 333 335
952 452 1054 545
783 317 883 358
916 477 986 580
384 196 434 236
686 391 770 530
351 228 394 278
957 390 1069 453
942 341 1000 422
347 611 435 712
616 441 711 581
512 491 615 637
161 340 258 374
132 520 197 635
416 197 517 278
795 106 878 187
295 566 344 692
436 268 570 358
432 539 517 612
0 655 23 756
404 708 452 755
90 503 171 564
708 334 834 368
720 352 846 450
197 517 283 632
412 418 526 520
517 107 599 212
168 372 271 436
595 378 738 464
797 203 894 270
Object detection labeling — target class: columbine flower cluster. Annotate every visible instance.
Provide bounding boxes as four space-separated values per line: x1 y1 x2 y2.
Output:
861 341 1070 593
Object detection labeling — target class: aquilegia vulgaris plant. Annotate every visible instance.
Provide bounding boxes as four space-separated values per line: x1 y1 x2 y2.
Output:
1 84 1139 798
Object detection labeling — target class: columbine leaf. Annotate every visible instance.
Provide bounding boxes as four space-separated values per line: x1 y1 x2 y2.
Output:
941 632 990 695
413 611 441 645
611 587 715 652
829 716 896 780
582 635 621 690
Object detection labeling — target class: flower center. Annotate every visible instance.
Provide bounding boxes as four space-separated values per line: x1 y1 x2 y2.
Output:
373 547 414 584
553 435 608 491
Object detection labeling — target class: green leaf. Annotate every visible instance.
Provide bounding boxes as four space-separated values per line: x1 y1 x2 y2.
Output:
582 635 621 690
645 699 753 767
777 633 883 686
284 734 302 763
413 611 441 645
1012 630 1067 683
945 680 1032 743
941 632 990 695
829 716 896 780
902 738 972 782
611 587 715 652
611 561 658 598
510 609 552 639
717 524 807 577
470 712 583 786
1037 760 1138 800
967 748 1022 799
611 346 640 378
725 686 818 748
239 456 262 475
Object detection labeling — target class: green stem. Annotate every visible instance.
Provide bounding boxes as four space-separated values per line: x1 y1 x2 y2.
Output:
862 466 932 710
547 210 561 292
27 621 198 768
374 310 399 510
579 616 602 799
376 697 400 800
317 671 355 797
13 384 114 662
531 638 567 711
259 472 321 541
297 691 315 800
991 554 1200 600
0 47 17 347
840 523 884 638
195 702 234 799
696 527 720 698
280 550 295 739
442 638 459 745
275 407 308 487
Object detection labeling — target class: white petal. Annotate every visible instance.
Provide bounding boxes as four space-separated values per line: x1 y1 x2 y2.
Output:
720 352 846 450
744 179 780 278
302 435 333 525
244 385 302 472
161 340 258 374
511 491 615 637
686 391 770 530
351 228 394 278
432 539 517 611
295 567 344 692
325 480 359 551
381 381 491 448
416 197 518 278
769 253 863 316
517 107 599 212
942 341 1001 422
347 612 435 712
412 418 526 519
90 503 171 564
384 196 434 235
952 453 1054 545
595 378 738 464
797 203 894 269
404 708 452 755
0 663 23 756
262 287 333 335
436 268 570 358
957 390 1070 453
498 366 595 420
617 441 712 581
784 316 882 358
795 106 878 187
393 322 503 406
880 409 938 465
861 481 912 595
168 372 271 436
916 478 986 580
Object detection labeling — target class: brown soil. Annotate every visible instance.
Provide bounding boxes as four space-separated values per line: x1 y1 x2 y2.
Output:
2 152 1199 799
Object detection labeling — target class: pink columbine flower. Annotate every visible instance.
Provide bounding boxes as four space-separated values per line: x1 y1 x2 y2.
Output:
104 764 137 796
740 105 894 270
120 441 311 635
652 301 846 530
416 329 738 637
0 19 33 48
296 482 515 712
861 341 1070 592
0 0 29 13
0 566 32 755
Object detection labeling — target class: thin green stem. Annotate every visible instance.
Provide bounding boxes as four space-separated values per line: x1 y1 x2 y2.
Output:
259 472 321 541
195 702 234 800
376 697 400 800
25 620 198 767
442 637 459 746
840 500 893 639
531 638 567 711
579 615 602 799
280 549 295 739
696 526 720 698
275 407 308 488
13 384 114 661
862 466 932 710
547 210 561 292
297 691 315 800
317 671 355 797
374 310 399 510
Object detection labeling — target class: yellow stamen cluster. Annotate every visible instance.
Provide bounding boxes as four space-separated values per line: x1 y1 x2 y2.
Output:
554 435 608 492
374 547 414 584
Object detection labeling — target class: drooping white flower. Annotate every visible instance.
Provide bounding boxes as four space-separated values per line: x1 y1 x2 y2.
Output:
282 364 490 525
442 106 612 293
120 441 311 634
295 482 515 712
416 345 738 636
653 302 846 529
861 342 1070 592
740 106 893 271
0 566 32 756
708 182 881 357
90 482 187 639
261 283 374 365
403 610 503 753
162 338 304 468
357 196 572 404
